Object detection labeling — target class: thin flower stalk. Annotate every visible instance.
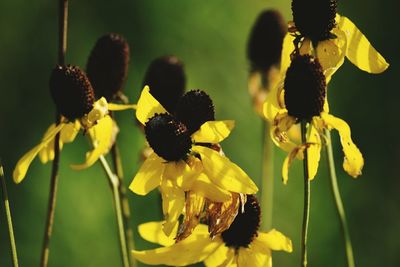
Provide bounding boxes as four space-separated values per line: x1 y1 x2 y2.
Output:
300 121 311 267
325 129 355 267
1 163 19 267
99 154 130 267
261 121 274 231
40 0 68 266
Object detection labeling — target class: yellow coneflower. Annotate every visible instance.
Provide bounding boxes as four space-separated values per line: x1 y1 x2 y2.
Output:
129 86 258 235
133 195 292 267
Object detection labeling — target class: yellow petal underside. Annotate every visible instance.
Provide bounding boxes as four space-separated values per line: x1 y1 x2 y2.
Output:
70 116 115 170
108 103 137 111
237 247 271 267
193 146 258 194
13 123 65 183
191 173 231 202
316 29 346 80
280 33 296 75
129 153 164 195
254 229 293 253
136 86 167 125
132 232 220 266
321 113 364 177
192 120 235 144
307 125 322 180
160 177 185 236
138 221 177 247
338 15 389 73
281 145 304 185
38 120 80 163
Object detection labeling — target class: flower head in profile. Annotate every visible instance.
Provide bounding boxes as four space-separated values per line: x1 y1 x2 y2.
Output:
132 195 292 266
129 86 258 235
287 0 388 76
247 9 287 115
264 54 364 183
13 65 132 184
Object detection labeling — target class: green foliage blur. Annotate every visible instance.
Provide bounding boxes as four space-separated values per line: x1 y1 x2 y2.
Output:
0 0 398 266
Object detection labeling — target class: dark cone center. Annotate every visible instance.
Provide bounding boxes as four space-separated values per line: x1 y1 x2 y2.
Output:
292 0 337 43
86 33 130 101
175 90 215 135
144 113 192 162
50 65 95 121
221 195 261 249
284 55 326 121
143 56 186 113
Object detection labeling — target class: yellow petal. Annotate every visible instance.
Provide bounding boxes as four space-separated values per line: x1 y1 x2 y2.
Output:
136 86 167 125
38 124 63 164
280 33 296 75
321 113 364 177
282 145 303 185
270 112 299 154
160 177 185 236
338 15 389 73
132 235 220 266
138 221 176 247
13 123 65 183
263 83 282 122
70 116 115 170
108 103 137 111
204 244 234 267
193 146 258 194
316 37 345 78
254 229 293 252
191 173 231 202
129 153 164 195
192 120 235 144
237 247 271 267
82 97 109 128
60 121 80 143
307 125 322 180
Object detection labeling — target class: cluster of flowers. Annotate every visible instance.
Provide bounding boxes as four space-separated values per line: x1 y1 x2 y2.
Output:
12 0 388 266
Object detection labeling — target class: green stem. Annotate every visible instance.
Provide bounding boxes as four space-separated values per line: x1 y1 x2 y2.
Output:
0 163 20 267
260 121 274 231
300 121 311 267
111 143 136 267
98 155 130 267
324 129 355 267
41 1 68 265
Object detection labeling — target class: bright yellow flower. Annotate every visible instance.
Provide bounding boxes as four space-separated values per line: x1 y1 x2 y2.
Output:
129 86 258 235
288 0 388 76
12 97 135 184
132 195 292 267
263 54 363 184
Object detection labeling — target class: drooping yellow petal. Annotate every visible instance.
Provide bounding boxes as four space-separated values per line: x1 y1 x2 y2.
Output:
192 120 235 144
280 33 296 74
282 145 304 185
136 86 167 125
138 221 176 247
316 36 345 78
70 116 115 170
338 15 389 73
307 125 322 180
132 234 220 266
191 173 231 202
129 153 164 195
321 113 364 177
193 146 258 194
270 112 299 154
39 121 81 164
108 103 137 111
38 124 63 164
237 247 271 267
263 83 282 122
13 123 65 183
160 177 185 236
254 229 293 252
204 243 230 267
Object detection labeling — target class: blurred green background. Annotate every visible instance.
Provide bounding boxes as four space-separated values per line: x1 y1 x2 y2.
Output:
0 0 398 266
